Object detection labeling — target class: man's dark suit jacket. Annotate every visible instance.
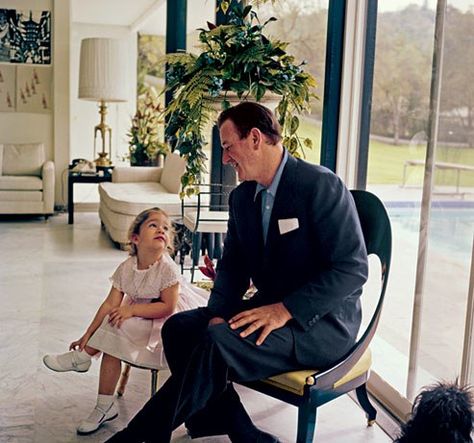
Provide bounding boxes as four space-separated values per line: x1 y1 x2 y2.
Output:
208 154 369 368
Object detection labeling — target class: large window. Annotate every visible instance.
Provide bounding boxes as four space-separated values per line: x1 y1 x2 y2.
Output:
258 0 329 165
366 0 474 401
186 0 217 179
415 0 474 394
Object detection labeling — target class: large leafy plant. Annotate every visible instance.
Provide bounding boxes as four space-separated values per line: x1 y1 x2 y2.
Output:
165 5 317 196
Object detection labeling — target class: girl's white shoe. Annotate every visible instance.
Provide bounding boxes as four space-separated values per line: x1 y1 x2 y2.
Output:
42 350 92 373
76 403 118 435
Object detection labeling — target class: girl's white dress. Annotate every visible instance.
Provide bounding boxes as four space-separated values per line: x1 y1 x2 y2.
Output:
87 253 208 369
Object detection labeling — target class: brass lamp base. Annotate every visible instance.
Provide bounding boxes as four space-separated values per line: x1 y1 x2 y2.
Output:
93 100 113 167
95 152 112 167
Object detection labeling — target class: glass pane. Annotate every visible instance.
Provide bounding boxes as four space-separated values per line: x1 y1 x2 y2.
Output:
415 0 474 393
135 3 167 167
367 0 474 401
366 1 435 396
256 0 329 165
187 0 215 50
186 1 216 181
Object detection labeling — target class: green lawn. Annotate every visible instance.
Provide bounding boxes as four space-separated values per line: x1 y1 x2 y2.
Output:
297 118 474 188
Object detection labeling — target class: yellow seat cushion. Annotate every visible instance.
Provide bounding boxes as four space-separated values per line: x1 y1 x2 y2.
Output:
263 348 372 396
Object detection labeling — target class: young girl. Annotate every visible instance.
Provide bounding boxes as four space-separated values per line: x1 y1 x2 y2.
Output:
43 207 208 435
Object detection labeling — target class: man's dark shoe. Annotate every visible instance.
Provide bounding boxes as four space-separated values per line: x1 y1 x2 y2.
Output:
185 405 228 438
254 429 281 443
186 416 227 438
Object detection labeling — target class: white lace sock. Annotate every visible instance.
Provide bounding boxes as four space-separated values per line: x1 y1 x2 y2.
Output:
75 349 93 362
97 394 114 410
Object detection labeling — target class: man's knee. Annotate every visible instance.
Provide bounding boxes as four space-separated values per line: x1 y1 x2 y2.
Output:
162 308 211 349
207 322 239 348
162 312 182 348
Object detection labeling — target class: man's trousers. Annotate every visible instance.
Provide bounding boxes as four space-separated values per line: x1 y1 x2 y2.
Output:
106 307 304 443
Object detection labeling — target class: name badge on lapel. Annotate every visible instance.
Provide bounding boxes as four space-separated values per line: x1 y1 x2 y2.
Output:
278 218 299 235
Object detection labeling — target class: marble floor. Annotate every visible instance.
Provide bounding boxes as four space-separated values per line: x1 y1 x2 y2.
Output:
0 212 393 443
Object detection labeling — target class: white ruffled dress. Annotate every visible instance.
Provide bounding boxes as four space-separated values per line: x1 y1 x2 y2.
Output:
87 253 208 369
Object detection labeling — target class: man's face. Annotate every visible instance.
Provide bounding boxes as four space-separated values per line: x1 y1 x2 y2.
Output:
219 119 258 182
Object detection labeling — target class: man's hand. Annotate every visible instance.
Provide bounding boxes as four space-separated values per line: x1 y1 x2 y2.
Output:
108 305 134 328
229 303 292 346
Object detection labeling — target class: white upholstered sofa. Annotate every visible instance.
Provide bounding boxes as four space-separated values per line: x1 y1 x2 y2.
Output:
99 152 186 246
0 143 55 218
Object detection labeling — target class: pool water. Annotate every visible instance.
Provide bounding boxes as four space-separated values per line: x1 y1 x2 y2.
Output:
387 206 474 261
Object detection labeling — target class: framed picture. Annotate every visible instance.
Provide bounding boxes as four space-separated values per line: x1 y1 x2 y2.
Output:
16 66 51 113
0 8 51 65
0 64 15 111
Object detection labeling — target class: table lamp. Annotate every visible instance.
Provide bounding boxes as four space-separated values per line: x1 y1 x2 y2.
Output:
78 38 127 167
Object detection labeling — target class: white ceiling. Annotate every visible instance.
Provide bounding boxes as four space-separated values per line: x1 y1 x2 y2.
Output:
71 0 215 35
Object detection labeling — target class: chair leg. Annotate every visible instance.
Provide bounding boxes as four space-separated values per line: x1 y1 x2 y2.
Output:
296 400 317 443
355 384 377 425
213 233 223 259
201 234 208 256
191 232 202 282
150 369 159 397
206 233 215 260
117 364 131 397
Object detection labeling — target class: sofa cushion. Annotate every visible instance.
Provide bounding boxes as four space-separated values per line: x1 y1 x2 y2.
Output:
0 190 43 201
99 182 182 217
3 143 45 176
0 176 43 190
112 166 162 183
160 153 185 194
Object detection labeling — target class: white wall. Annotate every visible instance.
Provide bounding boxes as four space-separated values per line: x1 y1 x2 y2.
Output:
70 23 137 164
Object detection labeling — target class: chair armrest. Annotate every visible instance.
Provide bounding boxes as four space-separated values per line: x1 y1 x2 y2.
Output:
42 161 55 213
112 166 163 183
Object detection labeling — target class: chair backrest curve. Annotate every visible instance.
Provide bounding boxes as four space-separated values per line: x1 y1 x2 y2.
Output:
314 190 392 389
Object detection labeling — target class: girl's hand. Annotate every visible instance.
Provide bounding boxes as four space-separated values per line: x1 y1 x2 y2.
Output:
69 334 90 351
108 305 134 328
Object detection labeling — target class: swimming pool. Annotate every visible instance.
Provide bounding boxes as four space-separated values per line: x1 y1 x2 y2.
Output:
386 206 474 261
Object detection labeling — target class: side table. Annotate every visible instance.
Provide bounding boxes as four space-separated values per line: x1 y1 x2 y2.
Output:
68 171 112 224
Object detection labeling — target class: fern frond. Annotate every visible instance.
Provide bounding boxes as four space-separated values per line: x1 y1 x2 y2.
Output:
233 46 265 65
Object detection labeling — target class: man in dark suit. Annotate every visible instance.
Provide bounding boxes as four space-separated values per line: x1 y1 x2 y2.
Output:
107 102 368 443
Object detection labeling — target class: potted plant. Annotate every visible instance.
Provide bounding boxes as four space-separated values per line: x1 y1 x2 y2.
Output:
128 88 169 166
164 4 317 196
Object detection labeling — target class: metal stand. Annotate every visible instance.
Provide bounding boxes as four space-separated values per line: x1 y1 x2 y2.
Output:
94 99 112 167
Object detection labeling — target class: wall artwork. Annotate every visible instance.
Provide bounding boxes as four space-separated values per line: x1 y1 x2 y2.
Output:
0 64 15 111
0 9 51 65
16 66 51 113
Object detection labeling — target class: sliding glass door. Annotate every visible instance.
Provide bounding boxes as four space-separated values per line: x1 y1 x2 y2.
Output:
366 0 474 405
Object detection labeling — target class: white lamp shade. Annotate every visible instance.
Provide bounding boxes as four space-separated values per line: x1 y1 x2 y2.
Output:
78 38 127 102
